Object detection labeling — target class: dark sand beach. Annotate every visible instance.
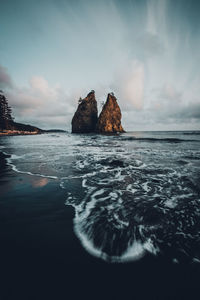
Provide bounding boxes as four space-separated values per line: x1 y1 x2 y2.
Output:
1 133 200 299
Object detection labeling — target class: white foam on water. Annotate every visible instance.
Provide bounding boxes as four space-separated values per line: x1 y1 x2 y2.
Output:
142 182 151 192
126 184 137 194
164 199 178 209
143 238 159 255
164 192 194 209
73 223 109 261
4 152 58 180
69 184 159 263
64 175 150 263
10 154 22 160
120 240 145 262
192 258 200 263
74 219 147 263
113 213 129 228
79 188 110 221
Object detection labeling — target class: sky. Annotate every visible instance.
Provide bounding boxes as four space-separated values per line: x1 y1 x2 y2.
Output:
0 0 200 131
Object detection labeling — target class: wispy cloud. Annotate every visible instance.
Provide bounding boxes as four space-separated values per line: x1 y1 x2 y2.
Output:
0 65 14 89
0 65 79 129
0 0 200 130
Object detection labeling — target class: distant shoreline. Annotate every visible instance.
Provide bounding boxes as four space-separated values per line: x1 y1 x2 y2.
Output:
0 129 67 136
0 130 41 136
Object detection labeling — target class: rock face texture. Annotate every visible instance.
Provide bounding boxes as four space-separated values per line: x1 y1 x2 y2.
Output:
96 93 125 133
71 91 98 133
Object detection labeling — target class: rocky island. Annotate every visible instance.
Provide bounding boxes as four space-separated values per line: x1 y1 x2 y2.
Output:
71 91 125 134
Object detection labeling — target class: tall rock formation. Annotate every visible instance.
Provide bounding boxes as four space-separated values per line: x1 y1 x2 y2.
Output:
96 93 125 133
71 91 98 133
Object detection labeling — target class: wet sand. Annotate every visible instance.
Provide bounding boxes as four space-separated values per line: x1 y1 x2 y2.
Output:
0 152 200 300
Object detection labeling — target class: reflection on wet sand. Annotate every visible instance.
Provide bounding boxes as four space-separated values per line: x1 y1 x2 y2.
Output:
31 177 49 188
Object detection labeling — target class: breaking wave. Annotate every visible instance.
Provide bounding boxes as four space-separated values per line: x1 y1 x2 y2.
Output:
61 133 200 263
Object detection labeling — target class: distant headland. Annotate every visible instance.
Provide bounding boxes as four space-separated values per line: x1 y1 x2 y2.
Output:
0 90 42 136
0 90 67 136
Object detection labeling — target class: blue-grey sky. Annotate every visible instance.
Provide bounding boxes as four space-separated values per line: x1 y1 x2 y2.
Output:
0 0 200 130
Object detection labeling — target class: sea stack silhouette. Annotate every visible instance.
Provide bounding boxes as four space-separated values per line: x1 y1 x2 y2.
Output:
71 90 125 134
96 93 125 134
71 90 98 133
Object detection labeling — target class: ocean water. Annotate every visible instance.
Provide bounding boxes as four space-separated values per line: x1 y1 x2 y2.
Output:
1 131 200 264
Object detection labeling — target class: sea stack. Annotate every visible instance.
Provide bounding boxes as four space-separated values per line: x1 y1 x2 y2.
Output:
96 93 125 134
71 90 98 133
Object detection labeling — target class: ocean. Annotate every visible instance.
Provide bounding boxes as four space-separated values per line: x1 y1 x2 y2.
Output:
0 131 200 299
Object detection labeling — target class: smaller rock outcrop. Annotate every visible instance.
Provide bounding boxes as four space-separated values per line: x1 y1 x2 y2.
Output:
96 93 125 134
71 91 98 133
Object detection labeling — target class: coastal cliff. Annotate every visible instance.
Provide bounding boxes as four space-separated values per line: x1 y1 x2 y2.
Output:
71 91 98 133
96 93 125 134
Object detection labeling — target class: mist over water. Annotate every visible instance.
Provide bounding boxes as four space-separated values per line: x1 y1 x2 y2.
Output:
1 131 200 263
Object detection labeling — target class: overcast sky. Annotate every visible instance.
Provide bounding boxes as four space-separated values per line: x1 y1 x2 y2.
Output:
0 0 200 130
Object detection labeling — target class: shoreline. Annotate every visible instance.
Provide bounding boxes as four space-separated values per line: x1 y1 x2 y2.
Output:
0 130 41 136
0 130 67 136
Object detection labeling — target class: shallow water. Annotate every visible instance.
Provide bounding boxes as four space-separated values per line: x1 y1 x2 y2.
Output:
1 131 200 263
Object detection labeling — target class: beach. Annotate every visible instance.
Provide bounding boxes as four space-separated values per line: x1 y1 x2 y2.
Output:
0 130 40 136
1 132 200 299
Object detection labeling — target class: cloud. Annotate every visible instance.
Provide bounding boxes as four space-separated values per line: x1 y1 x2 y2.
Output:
160 84 182 101
173 102 200 120
111 60 145 111
30 76 51 96
137 32 165 58
1 65 80 130
150 86 200 129
0 65 14 89
121 80 200 131
149 84 183 114
7 81 77 129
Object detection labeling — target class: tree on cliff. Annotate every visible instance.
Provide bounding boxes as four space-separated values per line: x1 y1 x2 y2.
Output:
78 97 83 104
0 90 14 129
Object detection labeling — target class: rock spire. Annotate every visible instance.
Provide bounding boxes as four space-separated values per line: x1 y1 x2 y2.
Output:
71 90 98 133
96 93 125 133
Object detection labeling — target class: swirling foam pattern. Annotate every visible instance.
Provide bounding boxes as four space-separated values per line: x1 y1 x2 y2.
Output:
1 131 200 263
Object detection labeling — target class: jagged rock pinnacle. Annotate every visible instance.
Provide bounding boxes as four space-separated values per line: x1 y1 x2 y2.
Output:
71 90 98 133
96 93 125 133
